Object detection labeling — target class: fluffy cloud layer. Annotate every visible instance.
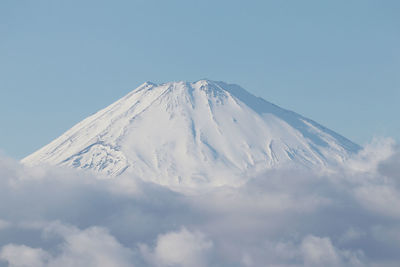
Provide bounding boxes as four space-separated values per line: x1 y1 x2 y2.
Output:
140 228 213 267
0 223 135 267
0 139 399 266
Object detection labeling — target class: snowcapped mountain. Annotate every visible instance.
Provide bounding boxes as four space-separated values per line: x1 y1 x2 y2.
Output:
22 80 360 188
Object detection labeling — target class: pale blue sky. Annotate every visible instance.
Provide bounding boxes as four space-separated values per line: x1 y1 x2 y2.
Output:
1 0 399 159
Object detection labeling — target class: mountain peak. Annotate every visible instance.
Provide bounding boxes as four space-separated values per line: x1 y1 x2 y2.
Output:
142 81 157 86
22 80 360 189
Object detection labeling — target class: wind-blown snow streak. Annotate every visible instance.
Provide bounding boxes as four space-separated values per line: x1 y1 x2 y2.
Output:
22 80 360 188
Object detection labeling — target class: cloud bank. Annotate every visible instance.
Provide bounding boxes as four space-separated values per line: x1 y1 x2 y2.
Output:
0 138 399 266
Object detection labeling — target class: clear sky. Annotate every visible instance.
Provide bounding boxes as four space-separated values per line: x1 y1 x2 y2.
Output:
1 0 399 159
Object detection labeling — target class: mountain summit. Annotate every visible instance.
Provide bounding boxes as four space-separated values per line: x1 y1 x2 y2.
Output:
22 80 360 188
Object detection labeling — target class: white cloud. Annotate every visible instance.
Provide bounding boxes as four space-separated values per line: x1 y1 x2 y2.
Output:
300 235 363 267
346 138 396 173
0 245 50 267
140 228 213 267
0 222 135 267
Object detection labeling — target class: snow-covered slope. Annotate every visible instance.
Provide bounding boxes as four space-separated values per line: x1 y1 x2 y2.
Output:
22 80 360 188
